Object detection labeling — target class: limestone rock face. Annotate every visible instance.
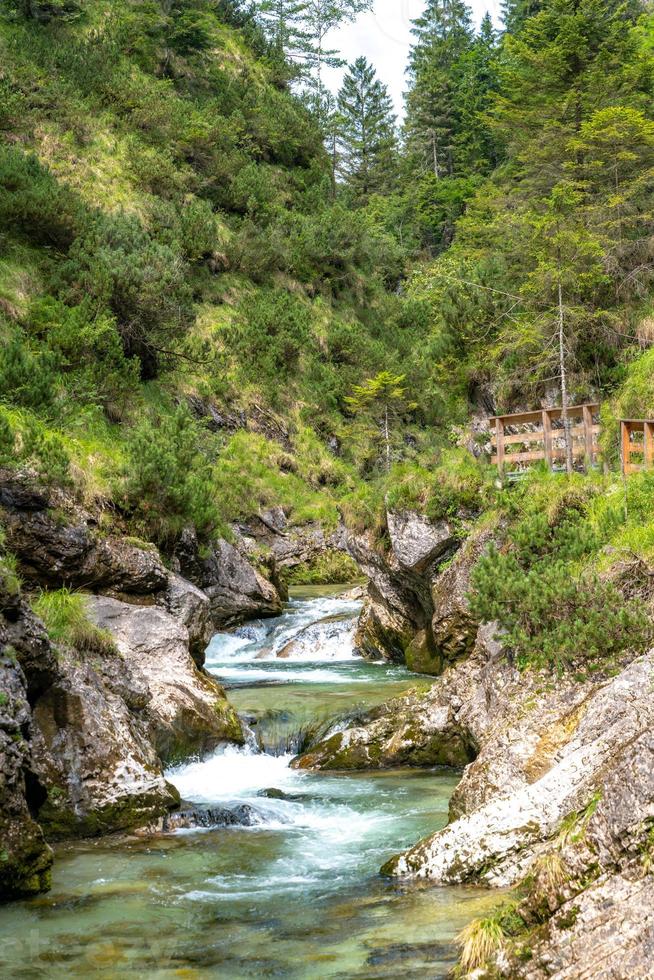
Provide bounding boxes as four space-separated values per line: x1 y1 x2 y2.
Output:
159 572 212 666
1 470 166 594
386 510 456 572
177 531 283 628
84 596 243 761
347 529 436 665
31 647 180 839
0 651 53 899
383 652 654 887
494 729 654 978
238 513 348 575
0 578 55 900
348 517 491 675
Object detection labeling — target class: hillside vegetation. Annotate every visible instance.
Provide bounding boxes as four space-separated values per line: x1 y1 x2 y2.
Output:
1 0 654 595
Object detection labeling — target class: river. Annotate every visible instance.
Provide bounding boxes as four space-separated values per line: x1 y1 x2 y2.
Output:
0 587 494 978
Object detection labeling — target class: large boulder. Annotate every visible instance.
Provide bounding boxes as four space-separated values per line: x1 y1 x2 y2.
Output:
177 530 282 628
293 688 475 771
31 646 180 839
159 572 212 666
84 596 243 761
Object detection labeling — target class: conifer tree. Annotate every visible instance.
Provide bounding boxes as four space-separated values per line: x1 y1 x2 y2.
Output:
345 372 416 472
336 57 398 204
454 12 499 173
404 0 474 179
258 0 308 63
301 0 372 120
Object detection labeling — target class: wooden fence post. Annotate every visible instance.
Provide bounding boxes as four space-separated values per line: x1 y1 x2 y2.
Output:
542 410 553 470
621 421 630 476
495 417 505 473
645 421 654 470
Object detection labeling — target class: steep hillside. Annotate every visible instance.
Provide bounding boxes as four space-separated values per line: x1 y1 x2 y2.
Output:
0 0 438 554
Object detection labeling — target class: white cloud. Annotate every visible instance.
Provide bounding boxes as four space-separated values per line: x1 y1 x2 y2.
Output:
324 0 503 119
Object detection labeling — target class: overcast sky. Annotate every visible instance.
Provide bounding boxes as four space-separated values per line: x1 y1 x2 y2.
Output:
325 0 503 119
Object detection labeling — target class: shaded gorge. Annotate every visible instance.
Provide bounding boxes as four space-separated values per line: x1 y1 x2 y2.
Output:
0 587 496 977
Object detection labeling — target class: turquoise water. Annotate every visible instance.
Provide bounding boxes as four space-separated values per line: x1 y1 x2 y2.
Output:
0 588 494 978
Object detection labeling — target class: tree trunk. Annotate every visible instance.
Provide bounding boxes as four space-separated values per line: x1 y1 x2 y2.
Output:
558 280 574 475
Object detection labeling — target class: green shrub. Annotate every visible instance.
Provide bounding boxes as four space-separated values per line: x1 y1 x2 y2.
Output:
0 145 85 249
27 298 139 416
285 550 361 586
62 212 195 378
226 289 313 399
120 403 221 545
33 588 116 655
0 336 60 411
469 477 653 671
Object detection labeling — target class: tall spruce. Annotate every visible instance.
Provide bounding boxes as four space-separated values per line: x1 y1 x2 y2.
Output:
301 0 373 120
404 0 474 179
336 57 398 204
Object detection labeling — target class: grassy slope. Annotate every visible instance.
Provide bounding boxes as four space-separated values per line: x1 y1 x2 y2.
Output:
0 0 439 542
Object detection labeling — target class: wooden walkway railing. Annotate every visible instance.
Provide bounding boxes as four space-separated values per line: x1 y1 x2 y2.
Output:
490 404 600 472
621 419 654 475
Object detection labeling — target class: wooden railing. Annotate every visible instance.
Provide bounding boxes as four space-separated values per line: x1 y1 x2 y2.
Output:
621 419 654 475
490 404 600 472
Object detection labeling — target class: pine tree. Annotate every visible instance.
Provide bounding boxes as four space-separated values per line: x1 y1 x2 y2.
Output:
404 0 474 179
336 57 398 204
345 372 416 472
491 0 646 188
453 12 500 173
301 0 372 121
257 0 308 64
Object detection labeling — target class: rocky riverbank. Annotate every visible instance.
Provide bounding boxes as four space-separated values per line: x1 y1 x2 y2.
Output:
296 505 654 977
0 469 293 898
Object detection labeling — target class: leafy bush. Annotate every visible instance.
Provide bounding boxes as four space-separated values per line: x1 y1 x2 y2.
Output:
62 212 195 378
285 550 360 586
469 477 653 671
32 588 116 655
121 403 220 545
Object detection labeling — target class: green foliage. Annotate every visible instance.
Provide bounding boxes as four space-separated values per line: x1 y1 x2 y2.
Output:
336 56 397 204
345 371 417 474
63 213 195 379
285 550 360 585
0 337 60 411
469 474 654 671
211 430 348 529
32 588 116 655
120 404 220 545
385 450 492 522
226 289 312 400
